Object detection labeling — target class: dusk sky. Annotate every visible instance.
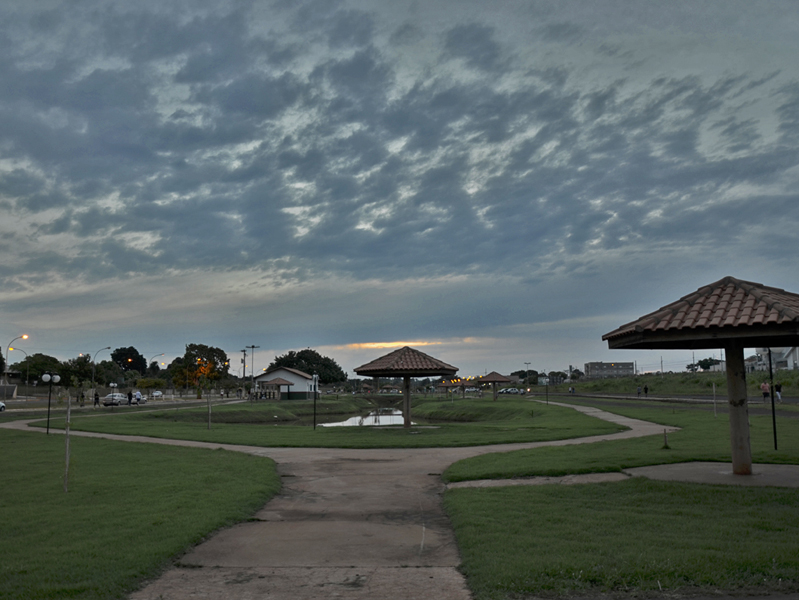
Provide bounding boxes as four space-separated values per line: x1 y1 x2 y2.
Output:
2 1 798 379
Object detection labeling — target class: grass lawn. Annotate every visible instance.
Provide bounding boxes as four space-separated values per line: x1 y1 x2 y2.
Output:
444 401 799 481
0 430 280 600
443 399 799 598
46 396 626 448
445 478 799 599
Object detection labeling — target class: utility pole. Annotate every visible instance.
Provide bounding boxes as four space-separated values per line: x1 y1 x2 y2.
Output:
246 345 260 397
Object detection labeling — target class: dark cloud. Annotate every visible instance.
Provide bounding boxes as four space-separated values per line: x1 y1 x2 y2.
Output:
443 23 504 72
1 1 798 373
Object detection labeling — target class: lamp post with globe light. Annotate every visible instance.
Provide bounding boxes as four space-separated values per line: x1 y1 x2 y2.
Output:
42 372 61 434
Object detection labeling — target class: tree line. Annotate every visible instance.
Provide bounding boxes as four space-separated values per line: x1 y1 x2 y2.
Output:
5 345 348 392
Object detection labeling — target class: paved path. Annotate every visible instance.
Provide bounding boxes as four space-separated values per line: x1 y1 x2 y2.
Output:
2 402 678 599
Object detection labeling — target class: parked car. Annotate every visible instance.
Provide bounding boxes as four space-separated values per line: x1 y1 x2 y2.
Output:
0 401 5 412
151 391 163 398
102 393 126 406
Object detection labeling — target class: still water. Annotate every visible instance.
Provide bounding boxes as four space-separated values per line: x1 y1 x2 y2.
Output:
321 409 411 427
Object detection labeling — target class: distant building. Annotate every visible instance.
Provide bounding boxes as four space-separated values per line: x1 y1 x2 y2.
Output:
254 366 317 400
584 361 635 379
747 348 799 372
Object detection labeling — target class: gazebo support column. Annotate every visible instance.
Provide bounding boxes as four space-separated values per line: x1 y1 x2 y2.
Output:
403 376 411 429
492 382 498 401
725 341 752 475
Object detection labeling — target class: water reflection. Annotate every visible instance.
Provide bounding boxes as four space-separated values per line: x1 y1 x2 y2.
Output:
321 409 411 427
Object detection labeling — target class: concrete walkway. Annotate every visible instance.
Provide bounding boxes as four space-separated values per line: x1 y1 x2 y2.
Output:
3 402 795 599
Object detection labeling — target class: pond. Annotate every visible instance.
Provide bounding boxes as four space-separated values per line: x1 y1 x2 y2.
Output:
321 409 411 427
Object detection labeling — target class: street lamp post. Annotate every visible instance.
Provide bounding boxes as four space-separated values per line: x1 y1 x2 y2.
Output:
91 346 111 402
246 345 259 398
8 347 29 386
4 334 28 387
524 362 531 387
42 372 61 434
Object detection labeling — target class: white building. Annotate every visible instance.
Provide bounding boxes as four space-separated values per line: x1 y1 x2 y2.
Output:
749 348 799 372
254 366 318 400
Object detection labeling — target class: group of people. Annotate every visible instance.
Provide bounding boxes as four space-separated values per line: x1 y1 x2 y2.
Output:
760 381 783 402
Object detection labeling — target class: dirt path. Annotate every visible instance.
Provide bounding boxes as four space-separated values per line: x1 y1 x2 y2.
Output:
2 402 674 599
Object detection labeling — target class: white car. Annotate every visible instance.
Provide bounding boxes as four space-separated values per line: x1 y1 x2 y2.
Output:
0 401 5 412
102 393 126 406
151 391 163 398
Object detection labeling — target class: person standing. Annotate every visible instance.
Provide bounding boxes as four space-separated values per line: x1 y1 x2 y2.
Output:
644 385 649 398
760 381 770 402
127 390 133 405
93 391 100 407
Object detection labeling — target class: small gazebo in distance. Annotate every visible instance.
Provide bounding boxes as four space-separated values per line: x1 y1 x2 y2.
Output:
603 276 799 475
480 371 512 401
354 346 458 428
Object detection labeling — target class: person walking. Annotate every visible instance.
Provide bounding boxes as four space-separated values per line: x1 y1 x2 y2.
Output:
127 390 133 405
760 381 770 402
637 386 642 398
93 391 100 407
643 385 649 398
775 382 783 403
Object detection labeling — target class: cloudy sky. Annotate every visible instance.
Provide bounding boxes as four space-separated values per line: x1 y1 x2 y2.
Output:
2 0 798 378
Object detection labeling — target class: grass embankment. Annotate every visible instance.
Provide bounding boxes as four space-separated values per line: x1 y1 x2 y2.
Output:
559 370 799 398
444 402 799 481
444 400 799 599
0 430 280 600
55 396 625 448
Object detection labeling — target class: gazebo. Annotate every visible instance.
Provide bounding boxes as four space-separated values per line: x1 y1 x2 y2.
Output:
480 371 512 401
354 346 458 428
261 377 294 400
603 276 799 475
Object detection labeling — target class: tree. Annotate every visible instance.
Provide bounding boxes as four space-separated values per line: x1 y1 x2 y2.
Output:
93 360 125 386
183 344 230 382
61 354 93 386
111 347 147 374
269 349 347 384
697 357 721 371
570 369 584 380
686 363 699 373
10 353 61 383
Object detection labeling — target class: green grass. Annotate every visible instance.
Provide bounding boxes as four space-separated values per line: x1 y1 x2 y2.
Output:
47 397 625 448
0 430 280 600
557 370 799 398
444 401 799 482
443 400 799 598
445 479 799 599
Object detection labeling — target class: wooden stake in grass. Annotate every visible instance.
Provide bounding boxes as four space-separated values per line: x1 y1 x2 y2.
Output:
662 428 670 450
64 393 71 492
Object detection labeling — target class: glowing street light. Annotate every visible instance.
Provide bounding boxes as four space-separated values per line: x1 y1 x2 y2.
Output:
4 334 28 385
9 347 29 385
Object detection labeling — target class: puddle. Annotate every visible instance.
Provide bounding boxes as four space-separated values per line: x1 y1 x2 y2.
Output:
321 409 412 427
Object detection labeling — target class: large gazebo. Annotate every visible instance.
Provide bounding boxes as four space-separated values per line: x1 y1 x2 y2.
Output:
603 276 799 475
354 346 458 428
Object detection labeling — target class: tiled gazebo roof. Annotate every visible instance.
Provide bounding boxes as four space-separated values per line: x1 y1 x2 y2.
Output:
603 276 799 350
480 371 512 383
354 346 458 377
262 377 294 386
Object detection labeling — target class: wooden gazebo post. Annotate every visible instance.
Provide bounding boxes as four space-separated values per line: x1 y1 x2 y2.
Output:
603 276 799 476
355 346 458 429
725 340 751 474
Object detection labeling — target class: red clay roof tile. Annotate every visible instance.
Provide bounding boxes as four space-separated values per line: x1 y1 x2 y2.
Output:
603 276 799 345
